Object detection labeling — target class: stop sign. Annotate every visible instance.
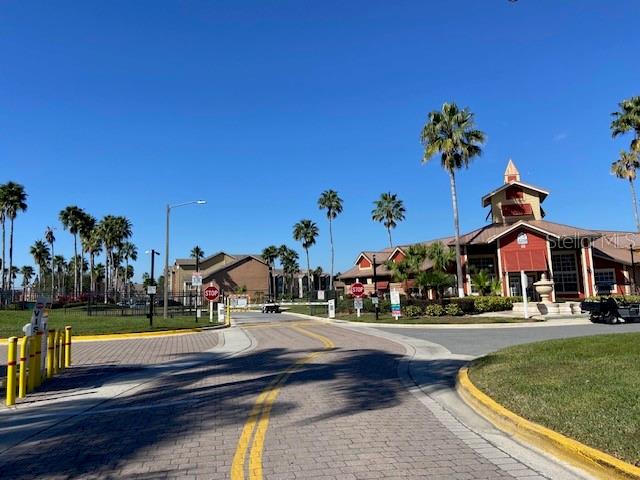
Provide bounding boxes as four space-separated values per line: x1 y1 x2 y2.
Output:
203 286 220 302
350 282 365 297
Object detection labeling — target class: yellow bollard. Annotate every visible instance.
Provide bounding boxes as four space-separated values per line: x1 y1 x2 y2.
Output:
34 331 43 388
27 336 36 393
5 337 17 406
47 329 55 378
18 336 28 398
64 326 72 368
57 330 64 371
52 330 59 375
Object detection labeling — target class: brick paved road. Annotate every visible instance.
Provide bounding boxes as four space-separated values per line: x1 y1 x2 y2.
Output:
0 316 580 479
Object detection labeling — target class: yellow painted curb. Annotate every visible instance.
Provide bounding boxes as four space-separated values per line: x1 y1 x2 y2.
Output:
0 323 230 344
457 367 640 480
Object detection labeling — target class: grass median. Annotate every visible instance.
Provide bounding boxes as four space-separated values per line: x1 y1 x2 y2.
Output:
469 332 640 466
0 310 221 338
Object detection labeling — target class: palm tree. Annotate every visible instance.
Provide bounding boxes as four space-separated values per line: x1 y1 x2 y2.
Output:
611 150 640 231
78 213 96 294
30 240 50 291
261 245 279 300
112 216 132 296
371 192 405 247
318 189 343 291
98 215 132 301
611 96 640 153
0 185 6 291
279 246 300 299
84 229 102 294
45 226 56 299
3 182 27 293
420 102 486 298
292 220 319 296
20 265 34 288
59 205 85 297
121 241 138 300
190 245 205 272
53 255 66 294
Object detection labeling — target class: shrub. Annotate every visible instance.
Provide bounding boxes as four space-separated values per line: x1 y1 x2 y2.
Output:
424 303 445 316
403 305 423 317
445 303 463 316
473 296 514 313
448 297 476 314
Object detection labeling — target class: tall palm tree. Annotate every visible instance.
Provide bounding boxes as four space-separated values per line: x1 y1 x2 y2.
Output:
611 96 640 153
261 245 279 300
59 205 85 297
20 265 34 288
3 182 27 293
611 150 640 231
420 102 486 297
98 215 132 301
53 255 66 294
78 213 96 295
292 219 319 296
112 216 132 296
190 245 205 272
84 229 102 294
279 246 300 299
371 192 405 247
121 241 138 300
318 189 343 291
30 240 50 291
0 185 6 291
45 226 56 300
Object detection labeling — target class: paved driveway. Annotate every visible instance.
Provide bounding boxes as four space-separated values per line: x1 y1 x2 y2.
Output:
375 322 640 356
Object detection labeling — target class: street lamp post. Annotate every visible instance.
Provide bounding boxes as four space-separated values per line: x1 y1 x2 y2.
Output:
146 249 160 326
164 200 206 319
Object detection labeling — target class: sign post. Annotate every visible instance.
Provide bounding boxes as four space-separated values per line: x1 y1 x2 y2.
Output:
350 283 365 318
203 285 220 323
521 270 529 319
390 289 401 320
328 299 336 319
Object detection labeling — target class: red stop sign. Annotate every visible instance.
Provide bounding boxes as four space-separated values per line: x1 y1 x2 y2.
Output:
203 286 220 302
350 282 365 297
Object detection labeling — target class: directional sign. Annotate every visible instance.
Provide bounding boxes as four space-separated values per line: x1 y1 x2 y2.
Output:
350 282 365 298
192 274 203 287
203 286 220 302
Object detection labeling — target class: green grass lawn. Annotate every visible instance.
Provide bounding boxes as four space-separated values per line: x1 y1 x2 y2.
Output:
469 333 640 466
283 305 527 324
0 310 221 338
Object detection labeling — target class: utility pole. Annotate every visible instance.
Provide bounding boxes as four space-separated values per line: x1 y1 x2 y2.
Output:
631 245 636 295
373 254 379 321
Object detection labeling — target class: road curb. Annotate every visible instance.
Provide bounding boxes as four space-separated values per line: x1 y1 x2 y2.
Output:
0 322 230 344
457 366 640 480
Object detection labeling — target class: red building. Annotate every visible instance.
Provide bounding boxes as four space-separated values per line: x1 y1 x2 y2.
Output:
339 161 639 300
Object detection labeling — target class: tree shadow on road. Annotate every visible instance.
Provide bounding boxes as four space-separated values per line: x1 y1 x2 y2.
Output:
0 343 468 479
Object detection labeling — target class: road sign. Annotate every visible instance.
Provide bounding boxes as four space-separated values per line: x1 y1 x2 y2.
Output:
192 274 203 287
350 282 365 297
354 298 363 310
390 289 401 319
147 285 157 295
203 286 220 302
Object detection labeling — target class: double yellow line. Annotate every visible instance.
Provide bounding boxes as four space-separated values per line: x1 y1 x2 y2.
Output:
230 325 334 480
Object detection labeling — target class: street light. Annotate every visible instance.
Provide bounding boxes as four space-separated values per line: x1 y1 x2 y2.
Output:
164 200 207 319
145 249 160 326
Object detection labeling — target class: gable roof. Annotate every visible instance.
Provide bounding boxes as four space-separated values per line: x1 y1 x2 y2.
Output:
481 181 550 207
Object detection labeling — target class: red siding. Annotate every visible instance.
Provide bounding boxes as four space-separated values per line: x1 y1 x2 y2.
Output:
500 229 548 272
358 257 371 268
390 251 405 263
506 186 524 200
593 256 627 295
502 204 533 217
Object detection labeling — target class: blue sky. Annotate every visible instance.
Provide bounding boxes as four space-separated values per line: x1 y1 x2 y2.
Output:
1 0 639 280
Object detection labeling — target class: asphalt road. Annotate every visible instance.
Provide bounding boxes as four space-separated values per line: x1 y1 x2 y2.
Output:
375 322 640 356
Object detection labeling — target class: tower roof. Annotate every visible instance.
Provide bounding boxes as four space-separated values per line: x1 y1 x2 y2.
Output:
504 159 520 183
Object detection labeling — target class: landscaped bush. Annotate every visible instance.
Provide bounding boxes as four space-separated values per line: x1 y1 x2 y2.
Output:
445 303 463 316
424 303 445 316
473 296 515 313
403 305 423 317
584 294 640 303
447 297 476 314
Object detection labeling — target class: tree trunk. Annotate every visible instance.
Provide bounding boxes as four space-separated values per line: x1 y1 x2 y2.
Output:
73 233 78 298
104 249 109 304
50 241 55 301
79 240 85 296
449 170 465 298
329 218 335 291
387 226 393 248
8 218 14 296
630 179 640 232
1 218 5 291
90 253 95 293
305 247 311 297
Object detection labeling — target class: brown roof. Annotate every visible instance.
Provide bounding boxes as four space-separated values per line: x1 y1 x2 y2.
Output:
591 231 640 266
481 180 550 207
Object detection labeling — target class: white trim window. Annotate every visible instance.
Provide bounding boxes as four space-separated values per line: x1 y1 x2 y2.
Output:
551 252 578 294
467 255 497 295
594 268 616 293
